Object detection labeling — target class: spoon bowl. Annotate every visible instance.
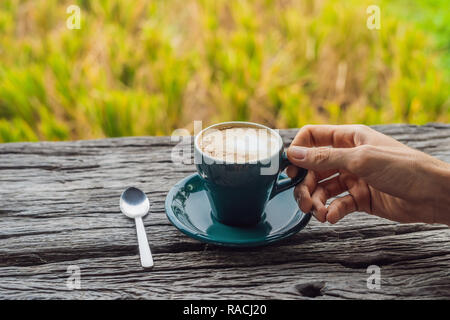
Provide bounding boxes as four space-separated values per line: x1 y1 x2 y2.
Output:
120 187 150 218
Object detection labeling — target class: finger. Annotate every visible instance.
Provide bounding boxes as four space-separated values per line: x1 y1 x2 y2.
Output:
291 125 365 148
310 187 330 223
311 194 328 223
293 171 316 213
346 178 372 214
287 146 355 172
293 170 338 211
310 177 347 221
311 172 355 222
326 194 358 224
294 183 312 213
286 165 298 178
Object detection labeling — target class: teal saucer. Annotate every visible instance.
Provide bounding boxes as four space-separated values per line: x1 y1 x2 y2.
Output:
165 173 311 247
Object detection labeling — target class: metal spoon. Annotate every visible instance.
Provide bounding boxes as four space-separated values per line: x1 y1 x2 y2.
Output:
120 187 153 268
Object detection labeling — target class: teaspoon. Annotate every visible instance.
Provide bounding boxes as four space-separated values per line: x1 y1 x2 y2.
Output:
120 187 153 268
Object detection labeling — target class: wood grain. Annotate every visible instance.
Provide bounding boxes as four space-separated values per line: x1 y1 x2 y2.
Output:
0 124 449 299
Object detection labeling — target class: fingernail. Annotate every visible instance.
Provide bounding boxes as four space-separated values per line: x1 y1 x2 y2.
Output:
289 146 307 160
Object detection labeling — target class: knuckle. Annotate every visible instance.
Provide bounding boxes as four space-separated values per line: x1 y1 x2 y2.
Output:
348 157 364 174
295 184 308 198
299 183 309 195
349 145 374 173
353 125 372 142
312 147 331 164
334 199 345 212
298 125 314 144
356 144 372 157
301 124 314 132
353 124 373 136
355 124 370 132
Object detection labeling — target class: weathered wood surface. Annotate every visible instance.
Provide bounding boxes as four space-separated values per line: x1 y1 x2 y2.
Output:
0 123 449 300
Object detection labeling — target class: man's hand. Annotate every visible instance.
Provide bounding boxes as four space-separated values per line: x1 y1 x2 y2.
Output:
286 125 450 225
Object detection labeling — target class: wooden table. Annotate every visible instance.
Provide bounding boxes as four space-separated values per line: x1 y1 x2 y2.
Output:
0 124 449 299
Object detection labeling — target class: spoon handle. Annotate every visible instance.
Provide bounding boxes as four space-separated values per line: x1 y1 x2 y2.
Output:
135 216 153 268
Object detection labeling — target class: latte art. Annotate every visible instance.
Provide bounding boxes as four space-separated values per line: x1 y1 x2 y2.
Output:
199 127 281 163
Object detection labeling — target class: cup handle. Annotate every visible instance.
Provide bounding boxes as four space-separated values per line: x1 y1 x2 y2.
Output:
269 152 308 200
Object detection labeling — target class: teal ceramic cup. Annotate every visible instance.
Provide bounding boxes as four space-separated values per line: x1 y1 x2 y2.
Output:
194 121 307 227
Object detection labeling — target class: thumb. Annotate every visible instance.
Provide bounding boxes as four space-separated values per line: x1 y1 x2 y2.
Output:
287 146 352 171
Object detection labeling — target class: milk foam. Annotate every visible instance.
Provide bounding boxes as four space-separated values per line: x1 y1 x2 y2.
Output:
199 127 280 163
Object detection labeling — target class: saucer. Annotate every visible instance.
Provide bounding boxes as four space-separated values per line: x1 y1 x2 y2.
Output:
165 173 311 247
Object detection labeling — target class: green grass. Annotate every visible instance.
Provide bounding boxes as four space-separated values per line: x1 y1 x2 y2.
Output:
0 0 448 142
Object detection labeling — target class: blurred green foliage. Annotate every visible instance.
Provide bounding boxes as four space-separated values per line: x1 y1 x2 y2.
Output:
0 0 448 142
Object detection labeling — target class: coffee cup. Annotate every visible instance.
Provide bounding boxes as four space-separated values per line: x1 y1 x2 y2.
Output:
194 121 307 227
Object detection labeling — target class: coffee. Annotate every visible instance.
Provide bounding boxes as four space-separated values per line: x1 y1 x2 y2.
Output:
199 127 281 163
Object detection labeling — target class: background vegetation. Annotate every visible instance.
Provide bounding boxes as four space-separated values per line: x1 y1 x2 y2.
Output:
0 0 449 142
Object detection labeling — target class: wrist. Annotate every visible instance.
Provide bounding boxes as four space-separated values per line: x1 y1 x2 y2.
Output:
427 160 450 225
